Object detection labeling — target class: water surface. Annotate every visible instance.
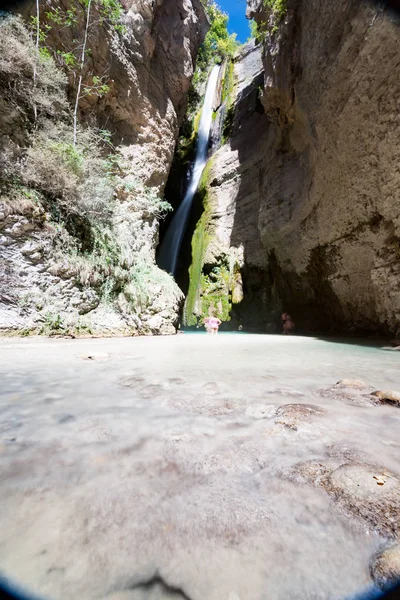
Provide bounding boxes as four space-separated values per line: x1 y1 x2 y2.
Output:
0 334 399 600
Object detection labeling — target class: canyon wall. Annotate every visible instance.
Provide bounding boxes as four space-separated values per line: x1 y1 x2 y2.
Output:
0 0 208 335
18 0 209 191
187 0 400 335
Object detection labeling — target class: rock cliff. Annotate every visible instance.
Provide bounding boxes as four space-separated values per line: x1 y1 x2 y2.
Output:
0 0 208 336
186 0 400 335
184 41 266 327
19 0 209 191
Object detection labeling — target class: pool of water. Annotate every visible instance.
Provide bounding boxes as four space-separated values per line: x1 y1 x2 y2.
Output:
0 334 399 600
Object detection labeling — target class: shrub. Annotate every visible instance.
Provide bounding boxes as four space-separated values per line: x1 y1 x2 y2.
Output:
114 171 173 219
0 14 68 120
0 14 180 329
124 260 183 314
264 0 287 19
249 0 287 41
21 122 114 224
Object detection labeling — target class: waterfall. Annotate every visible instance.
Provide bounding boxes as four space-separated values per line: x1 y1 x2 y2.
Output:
158 65 221 276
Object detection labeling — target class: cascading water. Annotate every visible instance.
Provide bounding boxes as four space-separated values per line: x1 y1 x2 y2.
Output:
158 65 221 276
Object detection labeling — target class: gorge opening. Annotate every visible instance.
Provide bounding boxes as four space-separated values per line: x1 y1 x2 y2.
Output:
158 64 221 278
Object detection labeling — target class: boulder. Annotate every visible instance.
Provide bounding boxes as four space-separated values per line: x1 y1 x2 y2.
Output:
372 391 400 408
327 464 400 538
370 545 400 591
319 381 376 406
274 403 326 430
335 379 370 389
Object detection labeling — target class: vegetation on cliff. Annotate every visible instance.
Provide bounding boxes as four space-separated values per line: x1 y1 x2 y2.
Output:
249 0 287 39
221 59 236 143
184 158 243 327
166 1 240 237
196 1 239 80
28 0 125 143
187 1 240 118
179 3 242 327
0 14 181 335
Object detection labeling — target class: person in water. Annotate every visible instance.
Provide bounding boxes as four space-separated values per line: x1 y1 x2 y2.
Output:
282 313 295 335
204 316 222 335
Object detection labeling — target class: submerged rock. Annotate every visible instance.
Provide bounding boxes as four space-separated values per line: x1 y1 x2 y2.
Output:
370 545 400 591
287 459 337 487
245 404 278 420
372 390 400 408
320 381 400 409
274 403 326 429
335 379 370 389
319 381 376 406
1 335 400 600
327 463 400 538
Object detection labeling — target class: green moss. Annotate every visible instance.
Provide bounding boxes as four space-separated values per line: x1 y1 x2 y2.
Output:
221 59 236 144
184 219 209 326
175 106 203 168
251 0 287 41
263 0 287 19
192 107 202 137
200 265 232 322
221 59 235 105
184 158 237 327
184 160 213 326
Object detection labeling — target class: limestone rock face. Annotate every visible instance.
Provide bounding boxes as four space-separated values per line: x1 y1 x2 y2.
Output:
0 1 208 336
184 41 266 327
190 0 400 334
257 0 400 335
19 0 209 191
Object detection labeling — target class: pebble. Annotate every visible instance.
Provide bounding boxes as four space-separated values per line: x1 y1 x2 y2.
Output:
79 353 109 360
56 414 75 424
43 393 63 404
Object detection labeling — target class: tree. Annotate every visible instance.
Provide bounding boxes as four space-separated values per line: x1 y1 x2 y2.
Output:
73 0 92 145
248 0 287 40
42 0 125 144
198 0 240 72
30 0 41 122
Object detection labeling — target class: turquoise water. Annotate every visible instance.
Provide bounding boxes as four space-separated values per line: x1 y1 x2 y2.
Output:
0 334 399 600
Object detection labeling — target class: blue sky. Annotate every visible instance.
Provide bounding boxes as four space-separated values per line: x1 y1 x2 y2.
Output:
218 0 250 43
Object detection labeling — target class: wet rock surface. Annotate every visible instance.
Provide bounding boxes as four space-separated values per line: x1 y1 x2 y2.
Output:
327 464 400 539
320 380 400 409
319 380 377 406
370 545 400 591
1 334 400 600
275 403 326 428
373 390 400 407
